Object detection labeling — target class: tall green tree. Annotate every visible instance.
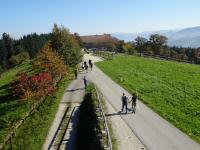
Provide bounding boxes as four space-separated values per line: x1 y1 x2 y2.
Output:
195 48 200 63
0 40 7 68
0 33 14 68
73 33 83 47
2 33 14 59
116 40 125 52
135 36 147 56
149 34 168 55
20 33 50 58
122 42 135 54
50 24 82 67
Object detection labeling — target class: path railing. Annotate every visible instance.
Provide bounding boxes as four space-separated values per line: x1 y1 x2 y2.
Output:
95 86 113 150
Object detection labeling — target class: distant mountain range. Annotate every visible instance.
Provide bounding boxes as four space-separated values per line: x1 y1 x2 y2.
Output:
112 26 200 48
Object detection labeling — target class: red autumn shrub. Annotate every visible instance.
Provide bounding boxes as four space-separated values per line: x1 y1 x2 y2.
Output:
12 72 55 101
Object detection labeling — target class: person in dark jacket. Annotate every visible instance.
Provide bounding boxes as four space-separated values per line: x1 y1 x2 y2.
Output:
121 93 128 114
85 64 88 73
89 59 93 70
129 93 137 113
74 68 78 79
83 76 87 89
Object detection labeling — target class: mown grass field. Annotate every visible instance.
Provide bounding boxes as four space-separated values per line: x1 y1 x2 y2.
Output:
96 55 200 143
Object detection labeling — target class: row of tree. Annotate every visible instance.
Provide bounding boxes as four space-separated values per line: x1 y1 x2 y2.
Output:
0 24 82 72
114 34 200 64
0 33 51 70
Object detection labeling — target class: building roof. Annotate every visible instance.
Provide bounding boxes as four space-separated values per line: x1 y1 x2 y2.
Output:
80 34 117 43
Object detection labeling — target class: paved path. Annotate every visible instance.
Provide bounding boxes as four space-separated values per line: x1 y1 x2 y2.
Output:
43 73 85 150
84 54 200 150
61 105 80 150
105 98 146 150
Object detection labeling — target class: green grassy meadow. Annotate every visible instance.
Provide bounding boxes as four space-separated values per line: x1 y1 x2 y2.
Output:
0 61 32 144
96 55 200 143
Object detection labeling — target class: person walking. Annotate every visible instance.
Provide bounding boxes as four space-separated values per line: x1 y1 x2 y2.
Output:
89 59 92 65
81 63 85 71
84 61 87 68
85 64 88 73
84 61 88 73
90 62 93 70
89 59 93 71
129 93 137 113
74 68 78 79
83 76 87 89
121 93 128 114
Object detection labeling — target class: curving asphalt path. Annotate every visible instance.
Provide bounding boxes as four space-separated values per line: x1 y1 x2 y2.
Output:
84 54 200 150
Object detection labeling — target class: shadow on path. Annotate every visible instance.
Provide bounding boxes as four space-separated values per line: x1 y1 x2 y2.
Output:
66 88 85 92
65 108 80 150
105 110 134 117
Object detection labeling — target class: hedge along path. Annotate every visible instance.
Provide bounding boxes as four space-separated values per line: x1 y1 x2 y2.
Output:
0 77 62 150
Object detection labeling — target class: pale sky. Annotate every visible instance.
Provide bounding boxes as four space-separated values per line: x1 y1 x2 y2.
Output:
0 0 200 38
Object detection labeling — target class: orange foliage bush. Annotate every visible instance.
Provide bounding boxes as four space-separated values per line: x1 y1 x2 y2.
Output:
33 44 69 80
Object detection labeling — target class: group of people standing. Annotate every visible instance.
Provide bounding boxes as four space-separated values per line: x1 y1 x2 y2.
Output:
81 59 93 89
121 93 137 113
74 59 93 88
82 59 93 73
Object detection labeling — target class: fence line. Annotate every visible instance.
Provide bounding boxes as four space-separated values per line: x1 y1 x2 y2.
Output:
94 51 114 60
95 86 113 150
134 52 195 64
